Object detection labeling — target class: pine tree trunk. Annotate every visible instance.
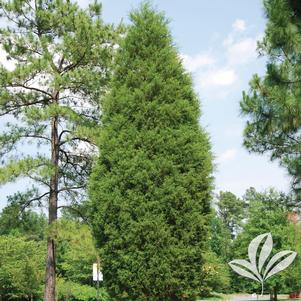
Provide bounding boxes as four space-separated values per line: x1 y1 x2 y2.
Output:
44 112 59 301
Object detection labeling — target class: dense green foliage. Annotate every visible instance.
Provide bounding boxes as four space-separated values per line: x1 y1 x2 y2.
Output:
89 4 213 301
230 189 301 297
216 191 244 239
240 0 301 194
0 209 104 301
0 203 47 239
55 219 97 285
200 252 230 296
57 279 109 301
209 216 232 263
0 235 45 300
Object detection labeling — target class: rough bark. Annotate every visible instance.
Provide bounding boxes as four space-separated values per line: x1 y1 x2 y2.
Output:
44 93 59 301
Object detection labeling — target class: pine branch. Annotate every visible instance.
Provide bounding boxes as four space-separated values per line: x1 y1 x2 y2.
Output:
5 83 53 98
59 136 95 146
58 185 86 193
0 98 49 116
57 205 89 223
19 191 50 213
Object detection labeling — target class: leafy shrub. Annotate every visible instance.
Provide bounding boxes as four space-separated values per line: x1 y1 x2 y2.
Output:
200 252 230 296
57 279 109 301
0 235 45 300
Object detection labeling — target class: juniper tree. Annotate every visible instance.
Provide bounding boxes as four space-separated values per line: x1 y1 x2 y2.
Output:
89 5 213 301
240 0 301 195
0 1 116 300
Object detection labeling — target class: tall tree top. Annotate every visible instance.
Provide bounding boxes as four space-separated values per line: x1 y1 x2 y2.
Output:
0 0 118 206
102 3 200 130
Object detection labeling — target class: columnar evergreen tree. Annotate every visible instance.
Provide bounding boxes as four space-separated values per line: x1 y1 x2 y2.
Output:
0 1 116 300
240 0 301 194
89 5 213 301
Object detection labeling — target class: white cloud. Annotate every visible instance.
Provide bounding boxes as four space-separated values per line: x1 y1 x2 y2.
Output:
182 20 260 98
200 68 237 88
222 19 260 66
217 148 238 164
227 37 258 65
232 19 246 32
180 53 215 73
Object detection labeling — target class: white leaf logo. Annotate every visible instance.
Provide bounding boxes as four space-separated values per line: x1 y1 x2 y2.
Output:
229 233 297 295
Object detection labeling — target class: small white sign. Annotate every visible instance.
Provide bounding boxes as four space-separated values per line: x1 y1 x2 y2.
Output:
93 263 103 282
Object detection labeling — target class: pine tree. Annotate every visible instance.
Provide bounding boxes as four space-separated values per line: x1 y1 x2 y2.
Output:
0 1 116 300
89 4 213 301
240 0 301 194
217 191 244 239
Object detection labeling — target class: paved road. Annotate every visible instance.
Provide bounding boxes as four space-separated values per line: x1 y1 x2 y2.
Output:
227 295 262 301
226 294 288 301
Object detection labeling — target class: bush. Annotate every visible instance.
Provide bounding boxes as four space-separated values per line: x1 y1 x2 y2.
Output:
200 252 230 297
0 235 45 300
57 279 109 301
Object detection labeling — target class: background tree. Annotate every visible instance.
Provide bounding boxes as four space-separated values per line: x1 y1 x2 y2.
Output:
240 0 301 195
216 191 245 239
54 218 109 301
55 219 97 285
231 188 301 299
243 187 297 213
209 215 232 262
0 235 45 301
89 4 213 301
0 202 47 240
56 278 109 301
0 1 117 300
200 251 230 296
0 205 107 301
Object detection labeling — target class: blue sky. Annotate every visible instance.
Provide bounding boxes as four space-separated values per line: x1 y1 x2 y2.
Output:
92 0 291 196
0 1 291 210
